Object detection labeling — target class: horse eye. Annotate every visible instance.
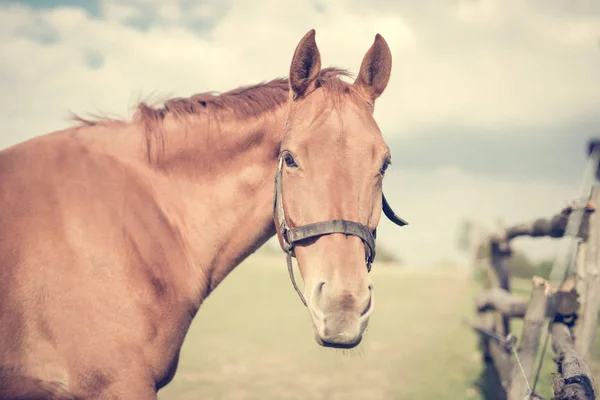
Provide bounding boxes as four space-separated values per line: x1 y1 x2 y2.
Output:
283 152 298 168
380 160 390 175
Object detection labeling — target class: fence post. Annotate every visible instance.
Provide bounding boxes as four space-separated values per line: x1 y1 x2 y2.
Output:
490 236 512 336
575 185 600 361
508 277 550 400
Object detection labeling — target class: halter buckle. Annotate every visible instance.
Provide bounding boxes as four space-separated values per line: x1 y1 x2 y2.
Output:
280 223 294 255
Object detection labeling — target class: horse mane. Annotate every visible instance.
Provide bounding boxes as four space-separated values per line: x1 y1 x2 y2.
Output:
73 67 354 128
72 67 355 163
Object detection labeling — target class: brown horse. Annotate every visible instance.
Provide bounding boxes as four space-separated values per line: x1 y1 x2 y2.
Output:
0 30 406 399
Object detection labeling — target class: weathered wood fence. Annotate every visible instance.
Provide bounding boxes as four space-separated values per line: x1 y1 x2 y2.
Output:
470 186 600 400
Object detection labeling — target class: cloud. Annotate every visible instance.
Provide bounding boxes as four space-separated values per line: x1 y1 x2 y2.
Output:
374 165 582 267
1 0 598 266
387 114 600 185
0 0 417 147
3 0 599 142
369 0 600 136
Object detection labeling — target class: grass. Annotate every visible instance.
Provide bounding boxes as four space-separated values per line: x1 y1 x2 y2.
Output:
157 254 489 400
156 254 600 399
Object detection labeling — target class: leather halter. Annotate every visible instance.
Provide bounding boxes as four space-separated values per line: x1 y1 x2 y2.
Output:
273 156 408 307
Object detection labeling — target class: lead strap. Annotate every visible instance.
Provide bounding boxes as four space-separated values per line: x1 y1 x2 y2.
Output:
287 252 308 307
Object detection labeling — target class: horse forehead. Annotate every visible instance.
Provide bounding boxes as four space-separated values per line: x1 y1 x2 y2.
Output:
294 103 380 146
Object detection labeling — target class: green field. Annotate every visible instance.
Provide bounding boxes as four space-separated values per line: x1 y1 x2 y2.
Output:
156 254 598 400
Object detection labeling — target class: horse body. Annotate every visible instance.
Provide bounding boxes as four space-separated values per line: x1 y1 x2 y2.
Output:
0 130 184 397
0 105 285 397
0 30 401 399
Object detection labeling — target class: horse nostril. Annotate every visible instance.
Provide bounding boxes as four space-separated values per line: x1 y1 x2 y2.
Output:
312 281 326 304
317 281 326 295
361 292 373 317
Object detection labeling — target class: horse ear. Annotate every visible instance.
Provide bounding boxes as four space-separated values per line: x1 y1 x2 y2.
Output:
289 29 322 99
354 34 392 102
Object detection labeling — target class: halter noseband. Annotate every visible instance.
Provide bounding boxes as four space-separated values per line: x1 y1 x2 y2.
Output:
273 156 408 307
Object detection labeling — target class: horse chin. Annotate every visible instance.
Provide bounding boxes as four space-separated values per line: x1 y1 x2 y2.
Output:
313 332 363 349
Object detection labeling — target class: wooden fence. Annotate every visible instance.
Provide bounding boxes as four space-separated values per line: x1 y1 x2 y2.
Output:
470 186 600 399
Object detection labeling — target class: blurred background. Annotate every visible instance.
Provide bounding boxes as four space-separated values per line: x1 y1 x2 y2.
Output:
1 0 600 399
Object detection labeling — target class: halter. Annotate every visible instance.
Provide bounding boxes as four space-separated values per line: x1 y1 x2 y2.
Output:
273 155 408 307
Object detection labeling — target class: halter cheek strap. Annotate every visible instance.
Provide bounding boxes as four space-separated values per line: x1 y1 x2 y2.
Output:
273 155 408 307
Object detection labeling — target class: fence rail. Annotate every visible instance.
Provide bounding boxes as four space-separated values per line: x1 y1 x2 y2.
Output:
469 188 599 400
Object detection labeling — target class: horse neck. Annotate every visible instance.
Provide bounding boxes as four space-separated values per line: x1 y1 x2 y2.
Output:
149 108 287 300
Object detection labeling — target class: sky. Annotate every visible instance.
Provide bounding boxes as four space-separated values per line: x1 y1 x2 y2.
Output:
1 0 599 267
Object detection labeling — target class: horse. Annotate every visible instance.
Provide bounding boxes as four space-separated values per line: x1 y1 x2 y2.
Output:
0 29 407 399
